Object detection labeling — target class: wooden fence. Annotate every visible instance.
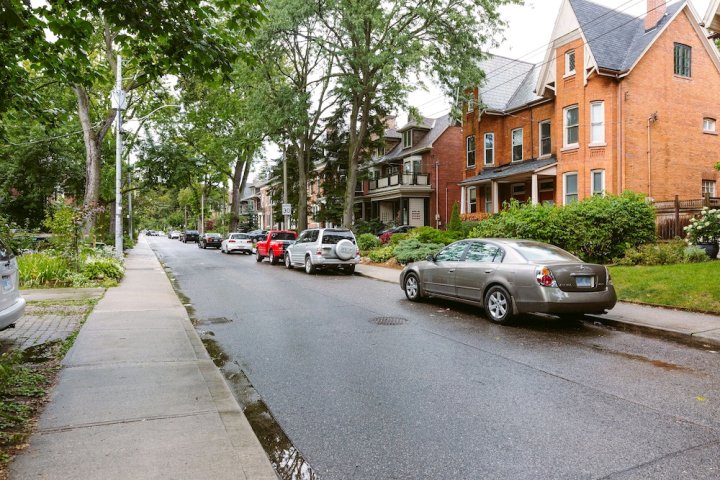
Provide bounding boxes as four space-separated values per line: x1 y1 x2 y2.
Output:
652 195 720 240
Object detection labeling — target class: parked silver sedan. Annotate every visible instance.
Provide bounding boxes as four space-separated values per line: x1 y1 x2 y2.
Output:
0 237 25 330
399 239 616 324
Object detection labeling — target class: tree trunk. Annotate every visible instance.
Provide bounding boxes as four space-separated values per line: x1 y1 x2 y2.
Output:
296 140 310 231
230 156 253 232
343 93 371 228
75 85 103 236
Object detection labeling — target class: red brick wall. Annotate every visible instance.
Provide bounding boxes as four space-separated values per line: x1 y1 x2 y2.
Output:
427 125 464 227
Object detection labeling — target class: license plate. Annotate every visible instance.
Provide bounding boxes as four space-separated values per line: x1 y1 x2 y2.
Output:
575 276 594 288
1 276 11 292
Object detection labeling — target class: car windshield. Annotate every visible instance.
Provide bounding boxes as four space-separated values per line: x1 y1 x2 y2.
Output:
512 242 579 262
271 232 296 241
321 230 354 244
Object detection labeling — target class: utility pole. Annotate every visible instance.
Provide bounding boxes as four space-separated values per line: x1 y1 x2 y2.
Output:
111 55 126 259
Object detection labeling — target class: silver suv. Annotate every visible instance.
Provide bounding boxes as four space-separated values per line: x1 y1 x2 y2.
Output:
0 238 25 330
284 228 359 274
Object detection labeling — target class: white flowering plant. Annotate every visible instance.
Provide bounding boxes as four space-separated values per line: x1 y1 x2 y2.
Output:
684 207 720 244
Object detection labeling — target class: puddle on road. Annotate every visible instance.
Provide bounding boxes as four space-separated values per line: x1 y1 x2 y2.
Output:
591 345 690 371
201 338 317 480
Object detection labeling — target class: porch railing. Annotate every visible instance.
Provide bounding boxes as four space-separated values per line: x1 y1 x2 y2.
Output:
368 173 430 191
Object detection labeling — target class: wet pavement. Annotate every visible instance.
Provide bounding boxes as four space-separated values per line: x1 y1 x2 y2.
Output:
150 236 720 480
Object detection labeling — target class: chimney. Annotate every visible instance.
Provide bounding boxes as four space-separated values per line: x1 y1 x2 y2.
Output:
645 0 667 31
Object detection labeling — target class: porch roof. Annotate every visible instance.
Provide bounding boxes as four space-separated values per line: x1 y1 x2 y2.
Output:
459 157 557 185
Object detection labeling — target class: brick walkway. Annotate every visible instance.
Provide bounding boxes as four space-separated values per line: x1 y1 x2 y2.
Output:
0 302 94 352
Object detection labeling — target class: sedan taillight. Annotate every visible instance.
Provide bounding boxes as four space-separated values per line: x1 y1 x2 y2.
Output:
535 266 557 287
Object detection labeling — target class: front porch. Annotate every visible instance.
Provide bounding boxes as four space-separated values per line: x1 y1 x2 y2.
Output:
459 157 557 216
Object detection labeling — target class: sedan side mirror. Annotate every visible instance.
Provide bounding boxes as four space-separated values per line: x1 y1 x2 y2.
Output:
426 254 435 262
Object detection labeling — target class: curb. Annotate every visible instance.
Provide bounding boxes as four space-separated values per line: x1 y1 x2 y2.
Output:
584 314 720 349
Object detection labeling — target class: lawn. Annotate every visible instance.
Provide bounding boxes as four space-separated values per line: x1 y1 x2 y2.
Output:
609 262 720 314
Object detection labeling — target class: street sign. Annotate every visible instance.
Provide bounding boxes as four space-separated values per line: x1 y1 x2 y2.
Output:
282 203 292 216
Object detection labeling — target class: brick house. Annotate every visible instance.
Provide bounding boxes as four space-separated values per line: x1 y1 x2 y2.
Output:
355 114 464 228
460 0 720 218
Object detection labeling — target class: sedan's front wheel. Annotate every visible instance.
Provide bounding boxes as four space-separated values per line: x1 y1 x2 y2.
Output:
403 273 422 302
484 285 513 324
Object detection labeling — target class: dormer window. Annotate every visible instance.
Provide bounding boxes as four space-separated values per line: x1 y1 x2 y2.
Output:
402 130 412 149
565 49 576 76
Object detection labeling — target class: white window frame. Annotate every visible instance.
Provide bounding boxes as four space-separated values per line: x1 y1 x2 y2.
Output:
591 170 605 196
674 43 691 78
565 49 576 76
484 185 493 213
468 186 477 213
402 130 412 149
484 133 494 165
403 157 421 174
466 135 476 168
511 183 526 197
563 172 579 205
539 120 551 157
590 101 605 144
511 128 523 162
702 180 717 196
564 105 579 148
703 117 716 133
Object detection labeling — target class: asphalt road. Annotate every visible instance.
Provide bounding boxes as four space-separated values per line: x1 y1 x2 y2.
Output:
148 236 720 480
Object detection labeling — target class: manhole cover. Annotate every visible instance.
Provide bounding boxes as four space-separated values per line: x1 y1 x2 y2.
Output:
370 316 407 326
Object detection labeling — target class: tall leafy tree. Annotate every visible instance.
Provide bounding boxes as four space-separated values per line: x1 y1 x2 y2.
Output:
313 0 517 226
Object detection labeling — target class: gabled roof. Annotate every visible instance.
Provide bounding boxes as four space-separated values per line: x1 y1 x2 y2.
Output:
477 55 544 112
569 0 685 73
397 117 434 132
704 0 720 33
374 114 453 164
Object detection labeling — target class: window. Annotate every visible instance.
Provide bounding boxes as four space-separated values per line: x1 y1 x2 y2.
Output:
564 172 578 204
467 98 474 113
468 187 477 213
539 180 554 192
511 128 523 162
564 105 579 147
465 242 503 263
511 183 526 197
674 43 691 77
466 135 476 168
703 180 717 196
539 121 551 156
565 50 576 76
591 170 605 196
435 241 469 262
590 102 605 144
402 130 412 149
704 118 716 133
484 185 493 213
403 158 420 174
484 133 494 165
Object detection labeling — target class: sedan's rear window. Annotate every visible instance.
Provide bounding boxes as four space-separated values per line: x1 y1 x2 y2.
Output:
512 243 579 262
207 234 222 238
233 234 249 240
321 230 355 244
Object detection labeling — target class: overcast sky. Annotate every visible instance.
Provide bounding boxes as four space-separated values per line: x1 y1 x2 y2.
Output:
406 0 713 122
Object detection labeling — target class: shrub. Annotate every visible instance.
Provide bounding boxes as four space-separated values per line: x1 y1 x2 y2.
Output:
354 218 386 235
614 240 707 265
17 252 71 288
82 256 124 281
684 246 711 263
393 239 444 264
469 192 656 263
408 226 461 245
447 202 462 232
367 245 395 263
684 207 720 244
357 233 381 251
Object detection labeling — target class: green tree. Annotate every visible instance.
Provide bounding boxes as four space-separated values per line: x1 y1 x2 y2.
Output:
448 202 462 232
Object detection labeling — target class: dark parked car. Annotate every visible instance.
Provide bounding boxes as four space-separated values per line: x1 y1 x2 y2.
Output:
399 238 616 324
0 237 25 330
182 230 200 243
198 233 223 249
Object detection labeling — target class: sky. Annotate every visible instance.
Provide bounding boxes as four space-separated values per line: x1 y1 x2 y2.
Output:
405 0 713 122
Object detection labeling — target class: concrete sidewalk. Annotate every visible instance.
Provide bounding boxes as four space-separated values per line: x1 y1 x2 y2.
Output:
11 239 277 480
355 263 720 347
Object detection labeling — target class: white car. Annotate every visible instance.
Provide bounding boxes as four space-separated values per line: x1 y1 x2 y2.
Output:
221 233 253 255
284 228 359 274
0 238 25 330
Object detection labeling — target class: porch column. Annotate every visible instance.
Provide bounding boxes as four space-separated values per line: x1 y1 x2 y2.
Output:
460 186 466 214
492 181 499 214
531 174 539 205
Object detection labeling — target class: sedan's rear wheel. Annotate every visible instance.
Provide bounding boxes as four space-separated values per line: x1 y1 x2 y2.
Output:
484 285 513 324
403 273 422 301
304 256 316 274
285 254 293 269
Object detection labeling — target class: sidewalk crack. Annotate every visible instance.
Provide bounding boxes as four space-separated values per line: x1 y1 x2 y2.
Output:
37 410 217 434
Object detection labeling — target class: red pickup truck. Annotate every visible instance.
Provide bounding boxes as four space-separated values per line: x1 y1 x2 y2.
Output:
255 230 298 265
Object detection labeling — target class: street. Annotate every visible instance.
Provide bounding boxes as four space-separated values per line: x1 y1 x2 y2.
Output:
149 236 720 480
